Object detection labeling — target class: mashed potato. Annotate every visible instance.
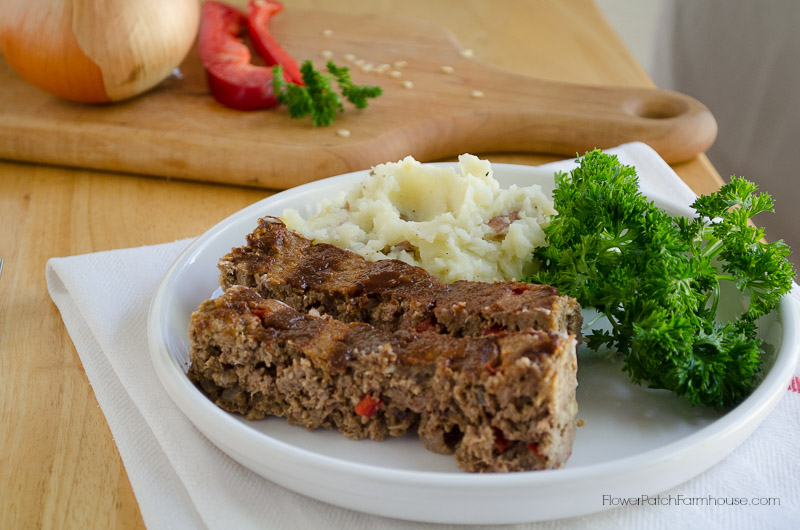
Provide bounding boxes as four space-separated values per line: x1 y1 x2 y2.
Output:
281 154 555 283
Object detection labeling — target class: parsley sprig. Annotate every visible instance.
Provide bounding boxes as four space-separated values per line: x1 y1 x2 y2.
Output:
326 61 383 109
528 150 794 409
272 60 382 126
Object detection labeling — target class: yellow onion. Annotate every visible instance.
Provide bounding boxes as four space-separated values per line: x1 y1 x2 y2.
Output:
0 0 200 103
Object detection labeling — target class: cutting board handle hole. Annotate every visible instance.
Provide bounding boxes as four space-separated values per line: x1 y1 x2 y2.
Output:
623 97 688 120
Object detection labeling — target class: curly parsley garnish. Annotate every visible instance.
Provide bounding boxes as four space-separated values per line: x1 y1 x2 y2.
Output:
528 149 794 409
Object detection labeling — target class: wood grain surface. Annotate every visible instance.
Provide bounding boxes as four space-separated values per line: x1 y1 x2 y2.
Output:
0 1 725 528
0 3 716 188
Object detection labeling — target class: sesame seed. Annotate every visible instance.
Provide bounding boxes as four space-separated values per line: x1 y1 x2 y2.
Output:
361 63 374 71
461 48 474 58
471 90 485 98
355 59 366 66
393 60 408 68
440 65 455 74
402 80 414 89
389 70 402 78
336 129 351 138
344 53 356 62
322 29 334 37
321 50 334 59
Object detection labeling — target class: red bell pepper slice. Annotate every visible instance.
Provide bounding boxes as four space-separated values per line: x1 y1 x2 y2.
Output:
198 1 279 110
247 0 305 86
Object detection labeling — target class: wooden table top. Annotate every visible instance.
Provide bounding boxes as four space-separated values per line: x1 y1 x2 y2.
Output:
0 1 723 527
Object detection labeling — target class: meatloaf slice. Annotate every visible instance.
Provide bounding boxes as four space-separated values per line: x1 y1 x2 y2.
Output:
189 286 579 473
218 217 582 338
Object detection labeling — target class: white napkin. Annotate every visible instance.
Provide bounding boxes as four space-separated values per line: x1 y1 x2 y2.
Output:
47 143 800 529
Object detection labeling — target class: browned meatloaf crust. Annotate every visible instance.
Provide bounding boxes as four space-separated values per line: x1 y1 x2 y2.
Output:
218 217 582 338
189 286 578 472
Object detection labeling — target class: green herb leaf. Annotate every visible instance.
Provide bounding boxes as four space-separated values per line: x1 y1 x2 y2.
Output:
327 61 383 109
271 60 382 126
272 65 313 119
528 150 794 409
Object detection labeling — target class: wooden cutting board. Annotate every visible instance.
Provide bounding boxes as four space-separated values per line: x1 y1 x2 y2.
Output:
0 9 717 189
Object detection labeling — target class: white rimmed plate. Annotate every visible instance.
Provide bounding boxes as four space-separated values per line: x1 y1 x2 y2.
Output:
148 159 800 525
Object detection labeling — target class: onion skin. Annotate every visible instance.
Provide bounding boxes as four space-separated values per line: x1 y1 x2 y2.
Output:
0 0 200 103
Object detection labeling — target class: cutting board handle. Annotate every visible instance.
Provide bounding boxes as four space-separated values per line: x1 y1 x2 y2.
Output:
455 70 718 164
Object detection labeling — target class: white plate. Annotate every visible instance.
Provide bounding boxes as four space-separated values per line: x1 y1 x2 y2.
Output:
148 161 800 525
